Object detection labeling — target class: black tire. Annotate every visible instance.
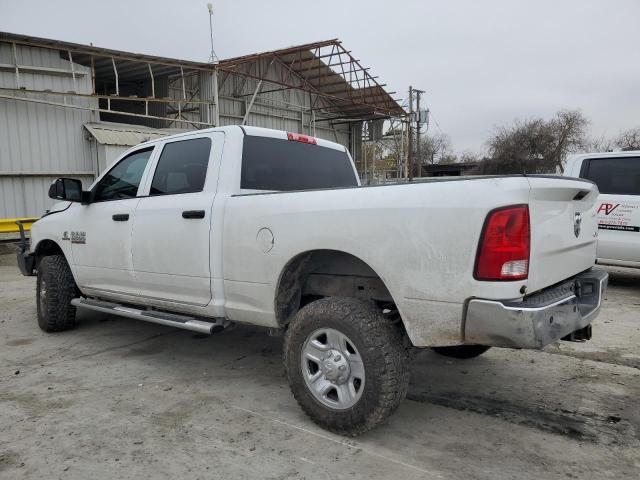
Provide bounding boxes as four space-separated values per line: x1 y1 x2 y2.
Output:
431 345 491 359
36 254 78 332
284 297 410 436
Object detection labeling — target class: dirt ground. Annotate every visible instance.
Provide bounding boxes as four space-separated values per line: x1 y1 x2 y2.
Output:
0 252 638 480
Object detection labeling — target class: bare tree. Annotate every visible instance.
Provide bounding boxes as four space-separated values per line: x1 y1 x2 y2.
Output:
458 151 480 164
585 135 615 153
417 132 454 165
473 109 589 174
615 127 640 151
548 109 589 171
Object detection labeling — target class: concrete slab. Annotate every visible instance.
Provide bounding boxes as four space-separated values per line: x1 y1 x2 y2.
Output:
1 258 638 479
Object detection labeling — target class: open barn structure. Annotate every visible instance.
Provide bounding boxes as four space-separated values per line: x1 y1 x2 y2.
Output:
0 32 406 218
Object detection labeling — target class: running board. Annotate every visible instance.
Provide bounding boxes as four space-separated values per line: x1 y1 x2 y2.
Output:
71 297 227 335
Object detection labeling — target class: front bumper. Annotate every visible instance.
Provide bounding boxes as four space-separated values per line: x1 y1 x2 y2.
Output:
15 219 35 276
464 268 608 349
17 248 35 276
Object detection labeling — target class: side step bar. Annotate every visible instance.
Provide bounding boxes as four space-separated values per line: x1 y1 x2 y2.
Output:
71 298 227 335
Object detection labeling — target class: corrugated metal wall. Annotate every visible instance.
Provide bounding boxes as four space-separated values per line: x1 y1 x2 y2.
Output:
0 42 360 218
0 43 98 217
98 144 129 172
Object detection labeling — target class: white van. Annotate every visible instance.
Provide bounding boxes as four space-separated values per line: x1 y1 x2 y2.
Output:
565 151 640 268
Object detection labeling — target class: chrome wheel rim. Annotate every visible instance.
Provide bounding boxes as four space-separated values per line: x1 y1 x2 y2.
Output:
39 277 47 313
301 328 365 410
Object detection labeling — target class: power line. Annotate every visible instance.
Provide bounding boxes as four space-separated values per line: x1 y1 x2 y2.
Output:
428 110 444 134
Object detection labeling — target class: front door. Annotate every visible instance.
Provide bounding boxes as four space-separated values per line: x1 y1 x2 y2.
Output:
71 147 155 295
580 155 640 263
131 133 223 306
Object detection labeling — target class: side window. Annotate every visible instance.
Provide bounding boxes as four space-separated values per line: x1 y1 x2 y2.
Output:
93 148 153 202
150 137 212 196
582 157 640 195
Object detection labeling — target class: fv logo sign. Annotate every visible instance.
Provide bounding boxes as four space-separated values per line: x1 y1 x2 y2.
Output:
597 203 620 216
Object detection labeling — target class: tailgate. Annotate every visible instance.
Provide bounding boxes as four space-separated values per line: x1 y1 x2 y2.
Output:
526 176 599 293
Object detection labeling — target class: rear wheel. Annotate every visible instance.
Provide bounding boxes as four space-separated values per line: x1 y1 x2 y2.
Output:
284 297 410 436
36 254 78 332
432 345 491 359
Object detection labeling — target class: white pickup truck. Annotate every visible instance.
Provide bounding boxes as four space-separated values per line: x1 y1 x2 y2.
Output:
565 151 640 268
17 126 607 435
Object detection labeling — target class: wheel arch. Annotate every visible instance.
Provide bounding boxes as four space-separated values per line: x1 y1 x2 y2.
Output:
34 238 65 264
274 249 400 328
33 238 80 287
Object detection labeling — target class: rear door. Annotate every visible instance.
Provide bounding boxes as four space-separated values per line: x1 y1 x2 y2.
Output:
131 133 224 306
580 156 640 264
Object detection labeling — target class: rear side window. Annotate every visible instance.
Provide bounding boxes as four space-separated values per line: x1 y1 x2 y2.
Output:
150 137 212 196
93 148 153 202
240 136 357 191
581 157 640 195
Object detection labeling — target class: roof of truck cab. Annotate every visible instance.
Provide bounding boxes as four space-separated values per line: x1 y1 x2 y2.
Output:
568 151 640 160
132 125 241 147
133 125 346 152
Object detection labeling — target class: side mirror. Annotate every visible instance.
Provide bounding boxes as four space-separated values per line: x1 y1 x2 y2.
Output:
48 178 84 202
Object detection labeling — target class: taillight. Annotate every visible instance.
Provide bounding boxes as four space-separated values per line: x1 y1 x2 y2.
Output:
474 205 530 281
287 132 317 144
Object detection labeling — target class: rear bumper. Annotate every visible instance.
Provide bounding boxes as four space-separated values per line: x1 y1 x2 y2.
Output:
464 268 608 349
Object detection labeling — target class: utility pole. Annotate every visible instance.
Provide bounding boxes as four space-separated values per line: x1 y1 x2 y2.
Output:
415 89 423 175
408 86 413 181
363 123 368 185
371 121 375 184
398 120 404 179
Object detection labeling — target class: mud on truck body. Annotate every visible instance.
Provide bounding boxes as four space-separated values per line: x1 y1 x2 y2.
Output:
18 126 607 435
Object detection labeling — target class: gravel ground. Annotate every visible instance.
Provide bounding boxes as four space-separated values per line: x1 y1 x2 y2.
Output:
0 254 638 479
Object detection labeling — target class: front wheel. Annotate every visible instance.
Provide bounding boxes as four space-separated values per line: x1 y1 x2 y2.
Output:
284 297 410 436
36 254 78 332
431 345 491 359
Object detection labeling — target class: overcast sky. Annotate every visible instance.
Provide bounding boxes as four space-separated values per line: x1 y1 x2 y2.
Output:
2 0 639 154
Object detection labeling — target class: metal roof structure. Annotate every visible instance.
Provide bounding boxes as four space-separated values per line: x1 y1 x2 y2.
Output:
84 122 189 146
218 39 405 120
0 32 405 123
0 32 410 217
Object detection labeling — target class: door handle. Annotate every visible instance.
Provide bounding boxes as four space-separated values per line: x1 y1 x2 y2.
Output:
112 213 129 221
182 210 205 219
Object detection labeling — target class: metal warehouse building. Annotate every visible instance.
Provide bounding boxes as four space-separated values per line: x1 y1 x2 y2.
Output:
0 32 405 218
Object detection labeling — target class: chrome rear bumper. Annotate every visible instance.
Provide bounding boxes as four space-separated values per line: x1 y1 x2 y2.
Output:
464 268 608 349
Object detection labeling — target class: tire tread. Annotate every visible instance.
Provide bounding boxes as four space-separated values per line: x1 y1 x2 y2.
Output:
37 254 78 332
284 297 410 436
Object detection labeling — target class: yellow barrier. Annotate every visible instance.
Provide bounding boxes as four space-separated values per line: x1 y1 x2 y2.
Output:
0 218 38 234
